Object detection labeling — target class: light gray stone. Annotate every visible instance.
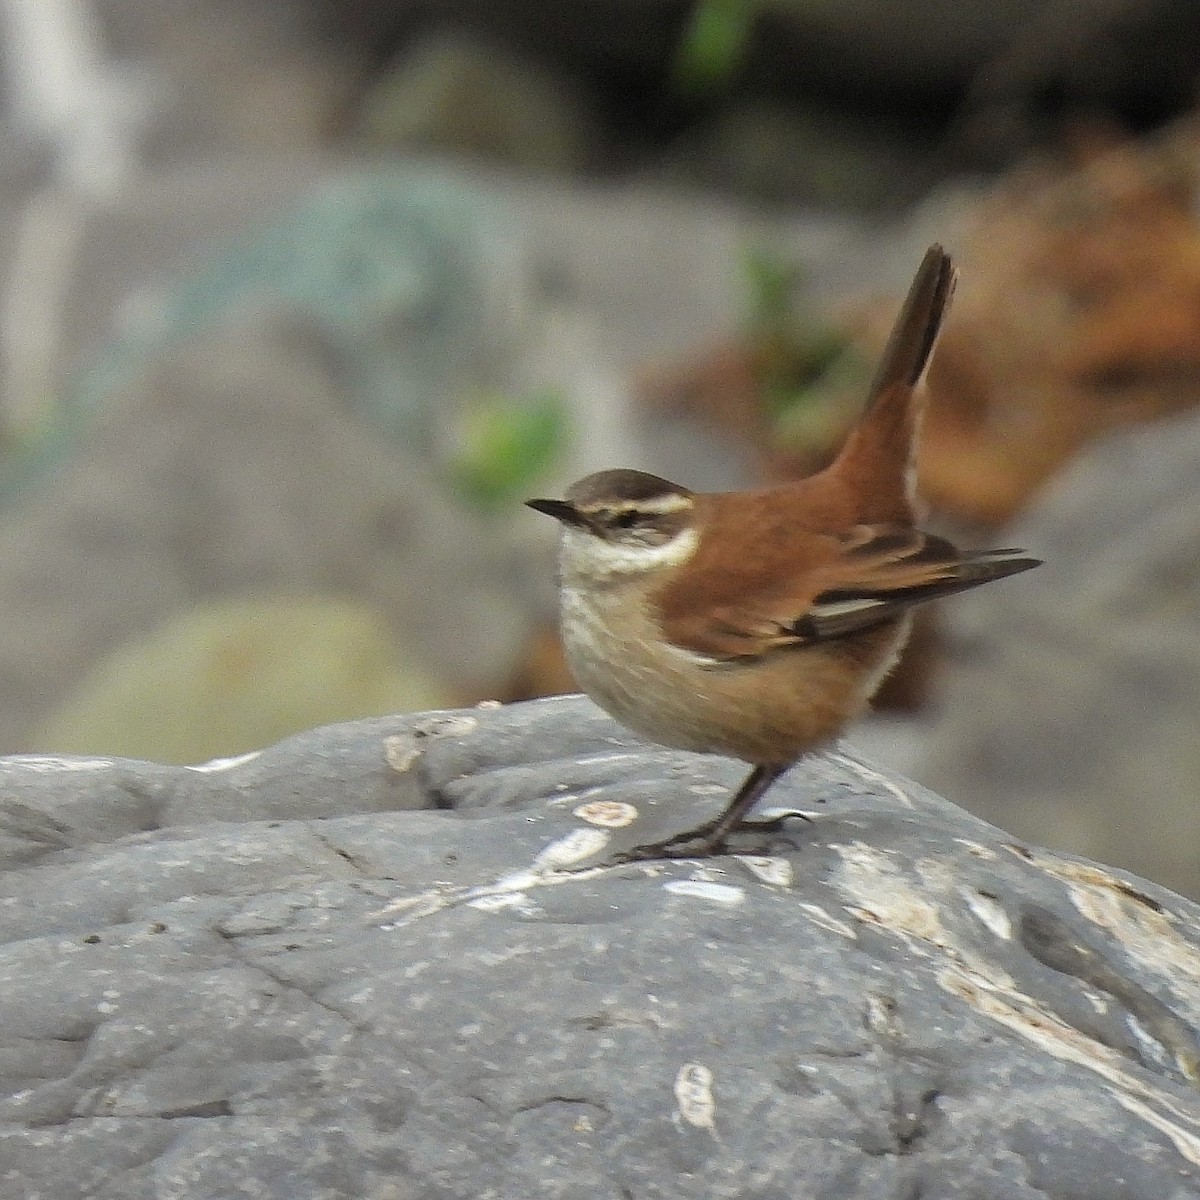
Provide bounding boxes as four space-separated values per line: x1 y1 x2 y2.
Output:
656 99 935 210
2 695 1200 1197
917 407 1200 899
0 310 542 752
357 29 599 173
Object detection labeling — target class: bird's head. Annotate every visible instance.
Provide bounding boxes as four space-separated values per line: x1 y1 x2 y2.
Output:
527 469 700 584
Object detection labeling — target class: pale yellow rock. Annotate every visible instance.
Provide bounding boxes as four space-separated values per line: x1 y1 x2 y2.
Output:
33 595 454 764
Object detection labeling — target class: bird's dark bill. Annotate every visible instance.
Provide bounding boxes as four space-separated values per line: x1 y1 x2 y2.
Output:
525 498 589 527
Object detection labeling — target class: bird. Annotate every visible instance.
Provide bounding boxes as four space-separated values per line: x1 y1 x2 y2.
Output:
526 245 1040 857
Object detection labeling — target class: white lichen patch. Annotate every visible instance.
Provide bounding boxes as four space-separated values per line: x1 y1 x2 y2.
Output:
1021 850 1200 1024
831 841 1017 988
739 856 793 888
1126 1013 1173 1071
864 992 901 1038
953 838 998 860
687 865 728 884
797 902 857 941
414 714 478 740
573 800 638 828
825 749 916 808
371 888 454 925
663 880 745 906
467 891 544 919
384 734 421 773
532 828 611 869
755 805 813 824
372 856 612 929
673 1062 716 1130
832 841 948 948
941 966 1128 1073
1109 1092 1200 1166
941 964 1200 1165
962 889 1013 941
186 750 262 773
3 755 113 772
914 857 956 893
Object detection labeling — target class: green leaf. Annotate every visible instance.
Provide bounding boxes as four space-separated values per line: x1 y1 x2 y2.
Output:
769 344 872 454
742 246 804 331
671 0 758 97
449 391 569 513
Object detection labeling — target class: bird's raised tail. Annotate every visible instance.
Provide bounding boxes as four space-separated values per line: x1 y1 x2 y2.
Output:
831 245 957 525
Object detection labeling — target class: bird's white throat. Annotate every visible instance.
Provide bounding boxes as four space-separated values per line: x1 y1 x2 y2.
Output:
558 524 699 586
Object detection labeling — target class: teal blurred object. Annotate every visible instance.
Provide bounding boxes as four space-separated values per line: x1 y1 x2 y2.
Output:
74 170 529 456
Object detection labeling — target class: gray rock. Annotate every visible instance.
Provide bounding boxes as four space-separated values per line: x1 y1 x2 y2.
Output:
917 407 1200 900
0 167 552 754
3 695 1200 1197
356 29 599 174
98 0 359 163
657 100 935 210
0 156 860 757
0 310 545 754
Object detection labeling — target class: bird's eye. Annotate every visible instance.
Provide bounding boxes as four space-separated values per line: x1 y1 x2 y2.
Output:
612 510 642 529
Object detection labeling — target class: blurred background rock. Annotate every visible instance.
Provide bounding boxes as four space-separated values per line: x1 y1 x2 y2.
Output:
1 0 1199 891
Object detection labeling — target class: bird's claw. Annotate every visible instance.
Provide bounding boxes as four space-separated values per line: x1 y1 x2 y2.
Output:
628 834 724 862
618 811 807 863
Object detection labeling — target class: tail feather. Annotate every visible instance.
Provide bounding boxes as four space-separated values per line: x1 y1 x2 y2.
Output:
831 245 957 524
866 244 957 401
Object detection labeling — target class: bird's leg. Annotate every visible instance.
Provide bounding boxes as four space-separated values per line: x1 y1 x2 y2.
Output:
625 762 802 860
701 763 789 849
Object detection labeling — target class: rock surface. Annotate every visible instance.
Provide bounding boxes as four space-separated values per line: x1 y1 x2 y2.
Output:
916 407 1200 899
3 695 1200 1198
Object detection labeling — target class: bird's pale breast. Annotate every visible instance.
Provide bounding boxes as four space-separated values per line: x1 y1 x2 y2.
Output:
560 582 907 765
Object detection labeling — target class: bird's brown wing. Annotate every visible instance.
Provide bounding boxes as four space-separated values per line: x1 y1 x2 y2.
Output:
660 525 1039 662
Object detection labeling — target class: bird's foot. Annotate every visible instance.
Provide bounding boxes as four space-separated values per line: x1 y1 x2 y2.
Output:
618 810 810 862
621 822 726 862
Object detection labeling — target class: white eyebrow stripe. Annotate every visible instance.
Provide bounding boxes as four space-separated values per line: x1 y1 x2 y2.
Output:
582 493 693 518
621 494 693 515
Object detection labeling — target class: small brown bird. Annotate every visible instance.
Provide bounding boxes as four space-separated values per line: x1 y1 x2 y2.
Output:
527 246 1039 855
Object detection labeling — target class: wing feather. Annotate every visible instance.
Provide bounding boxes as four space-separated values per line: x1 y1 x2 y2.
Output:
661 526 1039 662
